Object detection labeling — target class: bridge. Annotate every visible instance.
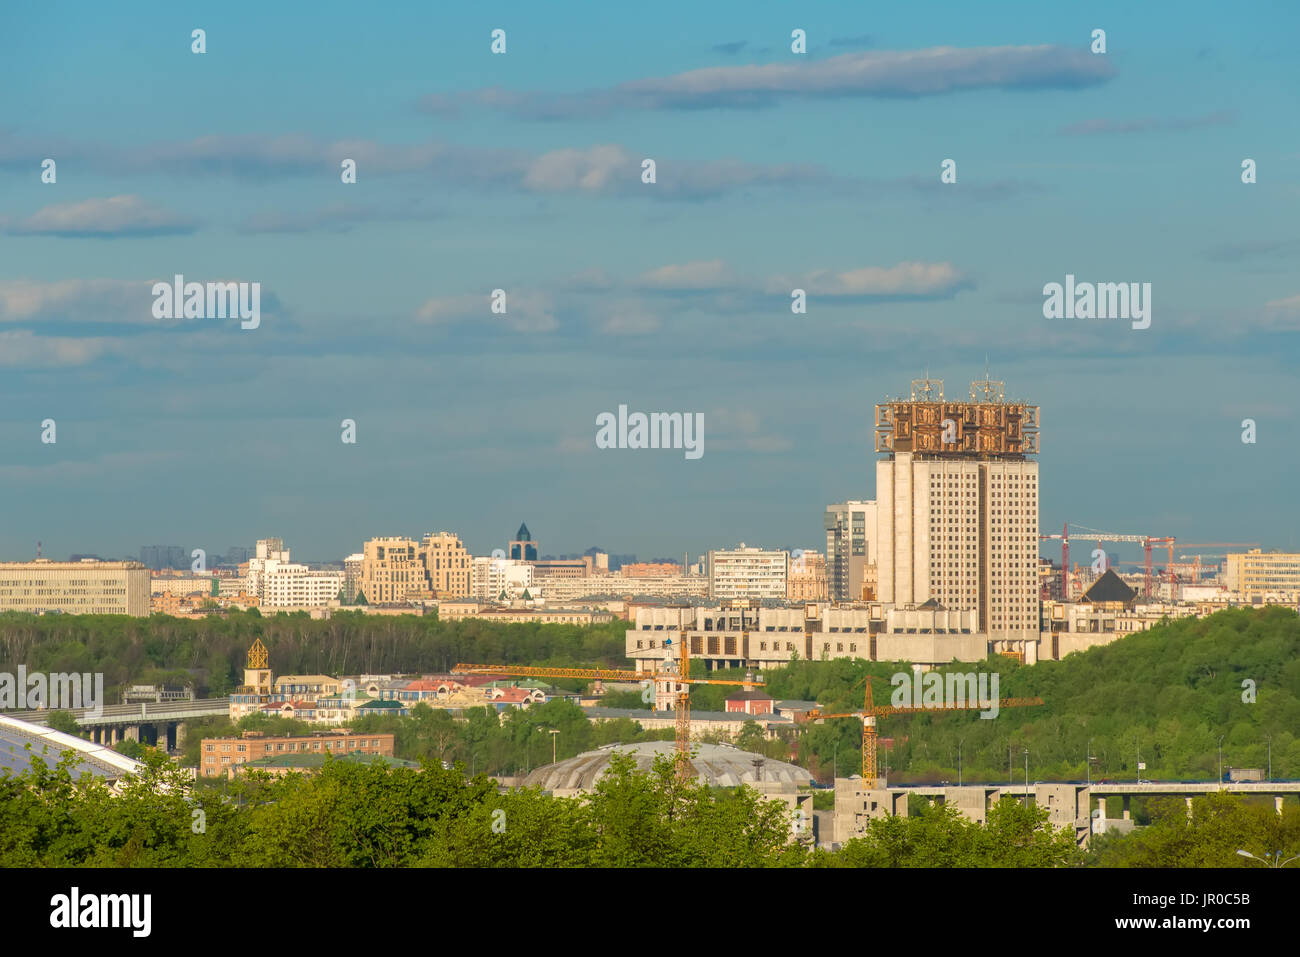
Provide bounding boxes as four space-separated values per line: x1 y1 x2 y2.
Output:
5 697 230 750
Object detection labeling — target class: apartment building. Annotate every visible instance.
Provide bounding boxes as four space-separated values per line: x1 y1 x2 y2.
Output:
358 537 423 604
707 546 788 601
471 556 535 601
0 559 150 616
420 532 471 597
787 549 828 602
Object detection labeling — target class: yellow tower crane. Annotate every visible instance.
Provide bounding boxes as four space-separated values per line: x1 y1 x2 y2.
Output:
807 674 1044 788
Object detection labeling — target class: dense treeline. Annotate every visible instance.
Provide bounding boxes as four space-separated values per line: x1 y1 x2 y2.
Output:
6 606 1298 783
0 748 1084 868
0 610 628 698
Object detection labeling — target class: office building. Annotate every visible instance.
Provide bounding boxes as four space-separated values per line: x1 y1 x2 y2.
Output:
825 499 877 602
1225 549 1300 604
140 545 187 571
509 523 539 562
0 559 150 616
874 376 1040 647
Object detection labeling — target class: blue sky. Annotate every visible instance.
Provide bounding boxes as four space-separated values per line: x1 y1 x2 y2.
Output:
1 1 1297 563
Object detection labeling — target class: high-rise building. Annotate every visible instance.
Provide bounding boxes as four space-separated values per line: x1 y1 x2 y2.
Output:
471 556 535 601
707 545 788 601
343 553 364 602
873 376 1040 646
824 501 876 601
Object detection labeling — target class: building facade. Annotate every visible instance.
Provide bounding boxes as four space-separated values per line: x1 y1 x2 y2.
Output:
825 501 875 601
0 560 150 616
1225 550 1300 604
874 377 1040 647
707 546 788 601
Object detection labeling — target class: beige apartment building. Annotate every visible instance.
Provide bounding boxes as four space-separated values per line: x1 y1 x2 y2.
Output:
421 532 470 597
357 533 470 604
0 559 150 616
1225 550 1300 603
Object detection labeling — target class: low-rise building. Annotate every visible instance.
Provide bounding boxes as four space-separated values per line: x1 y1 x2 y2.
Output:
0 559 150 616
200 728 395 777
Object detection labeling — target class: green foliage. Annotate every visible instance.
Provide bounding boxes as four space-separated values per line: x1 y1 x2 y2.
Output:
1087 792 1300 867
45 710 82 735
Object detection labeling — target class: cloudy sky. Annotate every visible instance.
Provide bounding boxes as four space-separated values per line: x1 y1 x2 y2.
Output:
2 1 1297 564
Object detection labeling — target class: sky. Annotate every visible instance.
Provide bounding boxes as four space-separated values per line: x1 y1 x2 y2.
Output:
1 1 1297 565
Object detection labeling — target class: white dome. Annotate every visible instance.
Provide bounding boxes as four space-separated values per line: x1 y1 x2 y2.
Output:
521 740 812 792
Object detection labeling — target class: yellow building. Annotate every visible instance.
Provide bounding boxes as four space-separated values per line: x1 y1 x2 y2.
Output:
1226 550 1300 603
0 559 150 616
358 533 471 604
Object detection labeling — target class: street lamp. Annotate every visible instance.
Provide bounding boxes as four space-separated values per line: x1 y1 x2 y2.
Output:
545 728 560 764
958 738 964 787
1218 734 1225 789
1266 734 1272 781
1237 849 1300 868
1023 748 1030 806
1086 737 1093 786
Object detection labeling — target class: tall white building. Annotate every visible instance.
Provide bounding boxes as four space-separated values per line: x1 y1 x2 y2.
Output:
707 545 788 601
471 557 535 602
873 377 1040 646
248 538 344 607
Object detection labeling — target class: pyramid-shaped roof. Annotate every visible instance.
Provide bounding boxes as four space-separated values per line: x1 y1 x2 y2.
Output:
516 523 531 541
1081 569 1137 604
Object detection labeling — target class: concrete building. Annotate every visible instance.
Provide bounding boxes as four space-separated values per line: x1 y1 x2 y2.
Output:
874 376 1040 657
625 600 993 674
262 565 345 607
832 780 1091 848
471 556 535 602
0 559 150 616
825 501 876 601
437 601 614 625
1226 549 1300 604
200 728 395 778
708 545 788 601
621 562 682 578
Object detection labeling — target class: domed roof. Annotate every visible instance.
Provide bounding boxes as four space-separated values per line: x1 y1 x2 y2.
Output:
521 740 812 792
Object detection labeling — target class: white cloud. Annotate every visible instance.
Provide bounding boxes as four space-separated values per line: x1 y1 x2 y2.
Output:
6 195 196 237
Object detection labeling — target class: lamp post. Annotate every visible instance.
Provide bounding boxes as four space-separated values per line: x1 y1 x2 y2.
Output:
958 738 964 787
1086 738 1093 786
1023 748 1030 806
546 728 560 764
1237 849 1300 868
1266 734 1272 781
1218 734 1225 789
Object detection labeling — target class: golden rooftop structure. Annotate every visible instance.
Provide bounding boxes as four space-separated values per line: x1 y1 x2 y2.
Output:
874 375 1039 458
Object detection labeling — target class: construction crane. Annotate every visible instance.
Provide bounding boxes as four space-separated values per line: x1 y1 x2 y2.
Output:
1171 544 1259 584
1041 524 1176 599
452 650 760 781
807 674 1044 788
